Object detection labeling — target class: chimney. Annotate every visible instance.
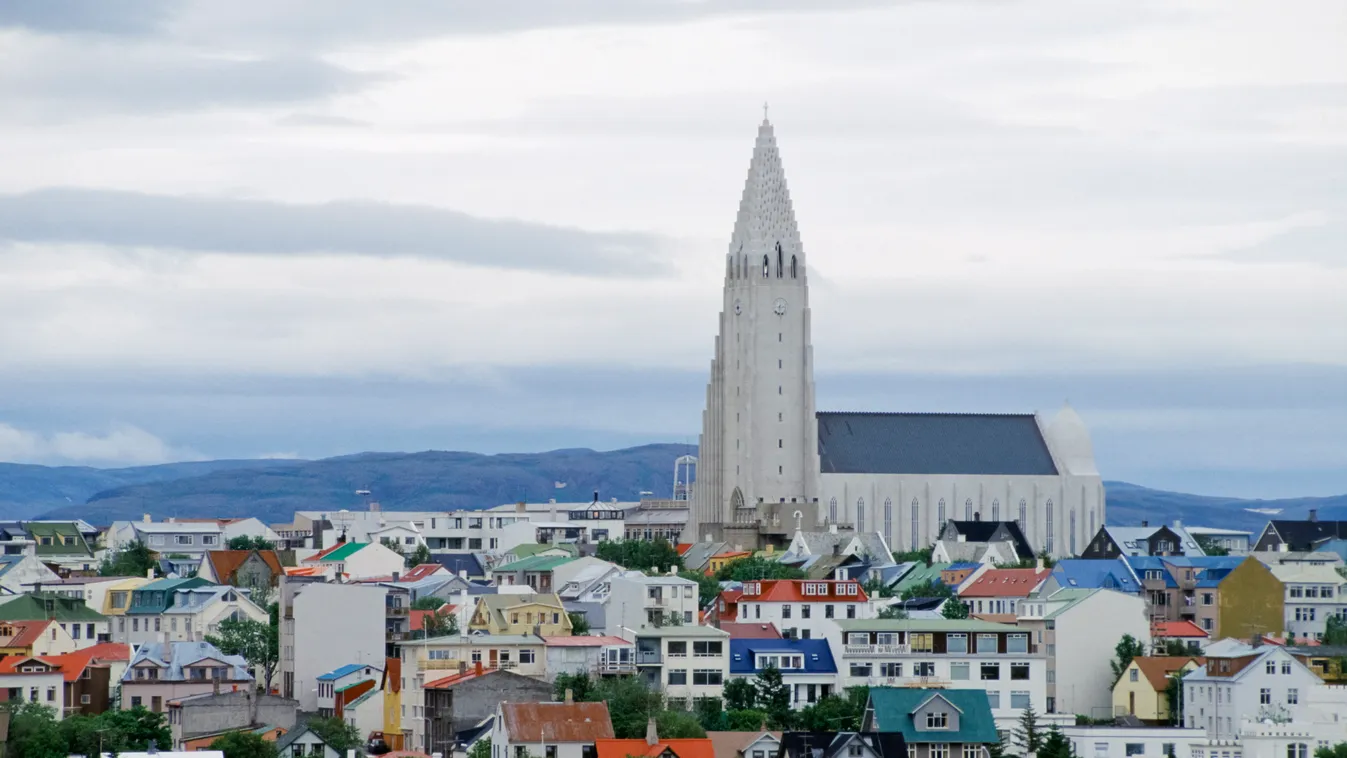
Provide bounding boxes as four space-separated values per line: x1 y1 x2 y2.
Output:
1035 556 1044 570
370 502 381 512
1141 520 1149 527
459 661 468 674
213 676 221 695
516 501 526 513
593 491 600 504
766 544 774 555
1173 519 1183 530
143 513 152 523
147 567 155 580
459 569 468 580
392 572 400 582
564 688 573 704
645 717 659 747
832 543 840 556
829 524 838 535
1310 509 1318 523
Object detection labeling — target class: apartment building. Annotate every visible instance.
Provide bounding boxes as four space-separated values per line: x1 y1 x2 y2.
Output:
731 579 872 640
729 638 838 708
1266 563 1347 641
627 625 730 709
958 569 1049 617
279 579 387 711
607 571 701 631
1127 556 1283 639
1183 642 1322 739
121 641 253 714
108 519 224 558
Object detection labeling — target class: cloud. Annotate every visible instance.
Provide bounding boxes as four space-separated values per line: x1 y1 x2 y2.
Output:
0 422 201 465
1222 218 1347 267
0 188 671 276
0 0 172 35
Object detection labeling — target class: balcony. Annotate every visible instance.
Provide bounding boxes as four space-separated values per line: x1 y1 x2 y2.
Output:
387 632 406 641
386 606 409 616
844 644 912 657
868 675 951 688
636 650 663 665
598 660 637 675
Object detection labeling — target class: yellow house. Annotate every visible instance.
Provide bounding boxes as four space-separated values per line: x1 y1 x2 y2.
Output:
101 577 151 616
1112 656 1204 723
708 551 752 576
1215 558 1284 641
469 593 571 636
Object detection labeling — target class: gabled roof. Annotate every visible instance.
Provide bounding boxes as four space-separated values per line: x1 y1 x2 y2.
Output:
1050 559 1139 592
402 564 447 582
817 412 1058 476
941 521 1034 561
304 542 368 563
494 555 575 573
123 641 252 683
958 569 1049 598
204 550 283 583
866 687 998 743
892 564 951 595
595 739 715 758
499 701 614 742
0 593 108 622
779 732 906 758
0 619 55 648
740 580 868 603
1264 520 1347 552
1128 656 1205 692
1101 525 1205 556
720 623 782 639
275 723 328 754
318 663 380 681
705 732 780 758
434 554 486 576
729 639 836 675
1152 620 1209 639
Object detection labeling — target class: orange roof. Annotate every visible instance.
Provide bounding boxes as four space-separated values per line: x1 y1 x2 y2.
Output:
205 550 283 584
382 656 402 694
82 642 132 662
425 667 493 689
719 623 782 639
402 564 446 582
0 648 98 682
284 566 326 576
542 636 631 647
739 579 869 603
500 702 615 742
595 738 715 758
958 568 1050 598
1131 656 1205 691
1152 620 1209 639
0 619 54 648
408 607 454 631
676 544 693 556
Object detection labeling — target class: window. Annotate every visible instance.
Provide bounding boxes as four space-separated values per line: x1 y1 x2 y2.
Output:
1045 500 1055 553
1288 746 1308 758
849 746 863 758
1008 634 1028 653
951 662 970 680
81 694 91 705
926 712 949 729
911 499 920 550
1019 499 1027 527
847 605 857 619
176 535 193 545
981 663 1000 680
938 499 946 527
1010 691 1030 709
1267 660 1277 674
850 663 872 677
693 641 722 657
884 499 893 539
1288 688 1300 704
830 499 838 524
1260 688 1272 705
963 747 981 758
1126 745 1145 756
46 687 56 702
930 746 949 758
801 605 811 619
202 534 218 545
520 649 535 664
1011 663 1030 680
911 633 934 653
977 634 998 654
668 670 687 685
668 641 688 657
947 634 968 654
826 605 835 619
1130 669 1139 682
692 669 723 686
1282 661 1292 675
782 605 792 619
986 691 1000 709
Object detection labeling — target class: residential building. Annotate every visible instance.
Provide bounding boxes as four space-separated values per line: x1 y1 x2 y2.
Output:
1151 621 1210 655
0 647 115 718
469 594 571 636
627 625 731 709
833 618 1047 728
180 726 287 752
1016 588 1151 719
342 685 385 745
101 577 153 618
1063 725 1205 758
0 619 77 657
316 663 383 718
0 553 62 594
1113 656 1205 723
198 550 285 591
1254 515 1347 553
1182 642 1323 739
160 585 270 645
121 641 253 714
21 522 100 573
276 722 340 758
893 564 953 598
932 540 1021 566
777 732 905 758
166 690 299 749
606 571 702 631
491 555 576 593
720 623 784 640
490 700 614 758
400 634 547 742
862 688 1000 758
279 579 387 711
543 636 636 680
958 568 1049 617
705 731 782 758
1040 558 1139 596
0 592 110 647
936 521 1034 563
730 579 871 640
729 638 837 708
0 653 67 716
118 576 212 643
301 542 406 581
432 554 487 581
1082 523 1207 559
109 519 224 558
1127 556 1284 639
422 668 552 756
1185 527 1251 555
1266 563 1347 642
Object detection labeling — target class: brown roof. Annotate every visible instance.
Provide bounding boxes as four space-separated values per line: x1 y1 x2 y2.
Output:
719 623 782 639
1131 656 1205 691
0 620 54 649
205 550 283 584
705 731 780 758
500 702 614 743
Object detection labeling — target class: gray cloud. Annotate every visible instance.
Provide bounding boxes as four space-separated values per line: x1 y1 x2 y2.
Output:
0 0 171 35
1223 219 1347 267
0 188 671 276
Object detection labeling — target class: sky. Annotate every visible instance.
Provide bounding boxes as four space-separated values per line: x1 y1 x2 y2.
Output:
0 0 1343 498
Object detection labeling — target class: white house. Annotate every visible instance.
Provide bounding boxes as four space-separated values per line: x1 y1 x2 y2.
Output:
1017 588 1151 719
624 625 730 710
0 554 62 595
543 635 636 681
729 638 838 708
733 579 874 640
162 586 269 644
219 518 283 546
300 542 406 581
1266 563 1347 642
957 568 1050 617
279 579 387 712
0 657 69 717
316 662 382 718
491 700 615 758
606 571 701 631
1064 726 1205 758
276 722 341 758
108 519 224 557
1183 643 1324 739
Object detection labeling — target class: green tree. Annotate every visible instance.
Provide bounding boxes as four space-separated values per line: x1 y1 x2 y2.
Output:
1165 673 1184 725
679 570 723 607
412 596 446 610
862 577 895 599
726 709 768 730
987 737 1007 758
656 709 708 738
212 730 279 758
892 546 934 566
900 579 955 602
652 610 684 628
100 540 158 577
1037 551 1057 569
715 556 806 582
227 535 276 551
206 615 279 691
1315 744 1347 758
1036 726 1074 758
5 700 68 758
795 692 863 732
469 739 493 758
592 676 665 739
723 677 758 711
1195 536 1230 557
1162 639 1193 656
754 665 794 729
1324 615 1347 646
1014 704 1044 757
569 612 591 635
419 609 458 638
596 539 684 572
307 717 363 755
553 672 597 702
406 542 433 568
96 706 173 751
942 598 970 619
878 605 909 620
695 697 728 732
1110 634 1148 686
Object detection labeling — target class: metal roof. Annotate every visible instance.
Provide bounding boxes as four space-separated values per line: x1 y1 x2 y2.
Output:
817 412 1058 476
866 688 999 744
729 638 837 675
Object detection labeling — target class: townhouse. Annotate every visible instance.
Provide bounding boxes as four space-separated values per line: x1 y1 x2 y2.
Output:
20 521 100 573
0 592 110 647
0 619 77 657
730 579 873 639
729 638 838 708
491 555 575 593
161 585 270 644
490 700 614 758
119 576 213 643
1082 522 1208 559
1113 656 1204 723
862 688 1000 758
958 568 1049 618
109 518 224 559
1254 514 1347 552
1127 556 1283 639
197 549 285 591
934 520 1035 565
627 625 731 709
832 618 1047 729
606 571 701 631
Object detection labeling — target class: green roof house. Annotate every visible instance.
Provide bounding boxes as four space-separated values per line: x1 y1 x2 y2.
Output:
863 688 999 758
127 576 213 615
20 522 97 571
0 592 111 643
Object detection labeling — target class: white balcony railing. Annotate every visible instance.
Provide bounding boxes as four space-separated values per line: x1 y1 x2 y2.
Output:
844 644 912 657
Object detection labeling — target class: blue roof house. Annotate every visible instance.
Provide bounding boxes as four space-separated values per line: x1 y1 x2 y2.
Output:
729 638 838 709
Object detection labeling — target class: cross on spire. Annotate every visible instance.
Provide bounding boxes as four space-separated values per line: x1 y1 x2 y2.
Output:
762 101 769 122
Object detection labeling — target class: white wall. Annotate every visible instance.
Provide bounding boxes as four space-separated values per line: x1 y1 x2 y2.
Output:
1064 726 1204 758
289 583 387 711
1053 590 1151 718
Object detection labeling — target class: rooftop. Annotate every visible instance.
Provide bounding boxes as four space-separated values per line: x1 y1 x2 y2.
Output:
817 412 1058 476
959 569 1050 598
543 635 631 647
500 701 615 743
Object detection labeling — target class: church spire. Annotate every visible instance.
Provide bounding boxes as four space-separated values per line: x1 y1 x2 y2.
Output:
728 115 805 283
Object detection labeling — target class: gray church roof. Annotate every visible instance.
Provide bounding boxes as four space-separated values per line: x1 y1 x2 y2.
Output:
817 412 1059 476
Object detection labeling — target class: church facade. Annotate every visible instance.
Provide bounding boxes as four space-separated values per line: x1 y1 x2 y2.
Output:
689 118 1104 558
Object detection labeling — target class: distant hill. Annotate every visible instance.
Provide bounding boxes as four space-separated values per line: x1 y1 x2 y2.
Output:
3 445 1344 533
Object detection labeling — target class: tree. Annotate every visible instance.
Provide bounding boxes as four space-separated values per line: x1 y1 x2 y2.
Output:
227 535 276 551
795 690 865 732
723 677 758 711
941 598 970 619
679 570 722 607
420 609 458 638
100 540 158 577
900 579 955 602
553 672 598 702
695 697 728 731
892 546 934 566
412 596 447 610
469 739 493 758
878 605 909 620
382 539 406 557
407 542 433 568
1165 674 1184 725
1110 634 1148 686
1325 615 1347 646
987 736 1007 758
655 709 707 738
94 706 173 751
651 610 684 628
1014 704 1044 757
862 577 895 599
754 665 794 729
4 700 68 758
592 676 665 739
727 710 769 730
1315 744 1347 758
212 730 279 758
307 717 363 755
1036 726 1074 758
715 556 806 582
207 616 279 691
569 612 591 635
1161 639 1192 656
596 539 684 572
1036 551 1057 569
1195 536 1230 557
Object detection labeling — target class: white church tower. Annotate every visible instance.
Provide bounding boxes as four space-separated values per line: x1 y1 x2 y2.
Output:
690 116 820 545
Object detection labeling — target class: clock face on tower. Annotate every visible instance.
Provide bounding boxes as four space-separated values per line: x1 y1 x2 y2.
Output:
773 298 788 316
733 299 742 315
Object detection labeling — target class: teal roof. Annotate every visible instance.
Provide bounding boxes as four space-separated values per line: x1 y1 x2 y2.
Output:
493 554 575 573
866 688 999 744
128 576 213 614
893 563 952 594
314 542 368 562
508 543 579 559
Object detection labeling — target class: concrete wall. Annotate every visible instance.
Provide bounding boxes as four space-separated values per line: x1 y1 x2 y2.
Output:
172 692 298 747
283 582 387 711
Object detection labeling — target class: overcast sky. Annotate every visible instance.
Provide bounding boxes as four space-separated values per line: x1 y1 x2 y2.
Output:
0 0 1343 498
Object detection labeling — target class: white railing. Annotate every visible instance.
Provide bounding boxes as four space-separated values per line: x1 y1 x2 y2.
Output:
844 644 912 657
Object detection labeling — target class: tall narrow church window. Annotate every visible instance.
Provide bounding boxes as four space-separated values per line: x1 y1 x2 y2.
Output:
776 243 784 278
1070 511 1077 555
791 255 798 278
992 499 1000 521
857 499 866 532
763 255 770 278
937 499 946 530
910 499 920 550
1018 499 1027 527
778 439 783 449
829 498 838 524
727 256 733 279
884 499 893 540
965 498 973 520
1045 499 1055 554
1089 510 1095 539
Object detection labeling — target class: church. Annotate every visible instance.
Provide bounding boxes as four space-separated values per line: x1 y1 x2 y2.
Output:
688 118 1104 558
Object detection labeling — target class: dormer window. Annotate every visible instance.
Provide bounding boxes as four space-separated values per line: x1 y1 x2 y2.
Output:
925 712 949 729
